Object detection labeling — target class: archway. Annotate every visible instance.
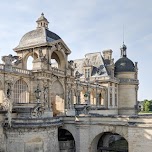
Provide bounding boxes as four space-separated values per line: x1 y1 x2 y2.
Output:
50 51 66 70
51 59 58 68
58 128 76 152
51 80 64 116
97 132 128 152
27 56 33 70
24 52 38 70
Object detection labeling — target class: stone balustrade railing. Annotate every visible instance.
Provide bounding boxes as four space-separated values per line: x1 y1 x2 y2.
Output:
12 67 31 75
52 67 65 75
0 64 31 75
4 117 62 128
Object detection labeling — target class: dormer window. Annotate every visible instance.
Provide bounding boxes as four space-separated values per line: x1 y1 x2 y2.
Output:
85 68 91 78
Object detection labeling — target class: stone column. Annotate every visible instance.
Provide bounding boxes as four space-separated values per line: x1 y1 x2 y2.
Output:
96 93 99 107
75 125 90 152
76 80 81 104
76 91 81 104
71 88 74 108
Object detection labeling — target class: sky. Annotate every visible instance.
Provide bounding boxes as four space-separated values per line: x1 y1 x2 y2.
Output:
0 0 152 101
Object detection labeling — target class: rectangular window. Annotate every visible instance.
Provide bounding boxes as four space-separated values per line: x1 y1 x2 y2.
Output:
85 69 90 78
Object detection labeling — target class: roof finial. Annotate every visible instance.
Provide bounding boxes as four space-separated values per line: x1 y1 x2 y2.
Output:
120 24 127 58
123 24 124 44
36 13 49 29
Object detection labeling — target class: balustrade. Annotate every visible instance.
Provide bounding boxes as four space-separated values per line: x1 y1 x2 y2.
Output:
51 67 65 75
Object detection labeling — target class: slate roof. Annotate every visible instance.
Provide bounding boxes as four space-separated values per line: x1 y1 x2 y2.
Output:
74 52 108 78
115 57 135 72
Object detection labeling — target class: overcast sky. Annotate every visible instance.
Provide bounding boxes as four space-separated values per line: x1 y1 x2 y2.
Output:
0 0 151 101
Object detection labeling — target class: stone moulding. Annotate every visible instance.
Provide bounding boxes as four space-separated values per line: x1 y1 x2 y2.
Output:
3 117 63 129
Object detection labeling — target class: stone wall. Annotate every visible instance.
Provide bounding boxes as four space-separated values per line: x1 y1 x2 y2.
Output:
5 126 60 152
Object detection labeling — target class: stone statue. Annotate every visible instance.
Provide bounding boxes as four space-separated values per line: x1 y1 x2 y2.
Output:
43 83 48 103
38 49 48 64
7 82 12 99
2 54 22 66
34 84 41 103
2 54 14 65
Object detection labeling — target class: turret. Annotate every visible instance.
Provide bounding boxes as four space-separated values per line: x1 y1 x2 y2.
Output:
115 43 139 115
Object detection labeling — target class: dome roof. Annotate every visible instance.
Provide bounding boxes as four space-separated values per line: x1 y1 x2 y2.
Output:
15 28 61 50
115 57 135 72
14 13 61 51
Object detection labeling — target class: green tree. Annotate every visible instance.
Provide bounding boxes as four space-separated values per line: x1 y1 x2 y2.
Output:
144 100 151 112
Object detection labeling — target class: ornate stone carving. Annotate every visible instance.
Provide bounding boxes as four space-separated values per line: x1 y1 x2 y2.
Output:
5 80 13 99
34 84 41 103
43 80 49 107
2 54 22 66
31 104 45 118
83 58 91 66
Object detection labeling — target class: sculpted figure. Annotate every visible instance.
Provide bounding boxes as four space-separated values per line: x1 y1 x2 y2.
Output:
2 54 22 66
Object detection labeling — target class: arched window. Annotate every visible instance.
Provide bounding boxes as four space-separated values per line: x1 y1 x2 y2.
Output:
14 79 29 103
27 56 33 70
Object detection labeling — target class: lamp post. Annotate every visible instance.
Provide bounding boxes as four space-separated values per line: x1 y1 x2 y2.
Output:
76 79 80 104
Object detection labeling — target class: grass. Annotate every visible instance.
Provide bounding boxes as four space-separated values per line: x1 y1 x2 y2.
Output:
138 111 152 114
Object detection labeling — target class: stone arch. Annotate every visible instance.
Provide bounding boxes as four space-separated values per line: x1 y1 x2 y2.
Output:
90 126 128 152
51 80 65 116
50 50 66 70
13 79 29 103
23 51 38 69
13 78 30 92
98 132 128 152
58 127 76 152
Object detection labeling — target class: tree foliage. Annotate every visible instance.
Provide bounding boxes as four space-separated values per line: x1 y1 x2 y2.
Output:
143 99 152 112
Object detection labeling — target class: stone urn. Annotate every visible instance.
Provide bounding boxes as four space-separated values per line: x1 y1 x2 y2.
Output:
74 104 90 116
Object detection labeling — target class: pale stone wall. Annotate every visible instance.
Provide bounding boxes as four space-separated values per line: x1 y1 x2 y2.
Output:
116 72 135 79
62 116 152 152
118 85 136 108
5 127 59 152
128 127 152 152
89 109 118 115
0 115 6 152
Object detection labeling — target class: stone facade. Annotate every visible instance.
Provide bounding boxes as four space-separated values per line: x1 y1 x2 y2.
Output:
0 13 151 152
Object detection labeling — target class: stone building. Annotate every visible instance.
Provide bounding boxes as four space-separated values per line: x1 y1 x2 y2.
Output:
0 13 152 152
